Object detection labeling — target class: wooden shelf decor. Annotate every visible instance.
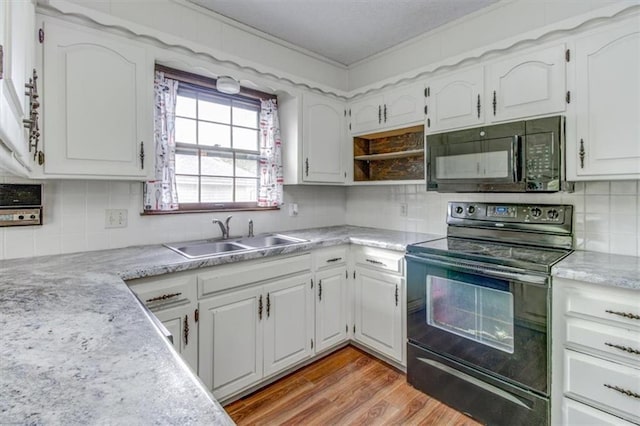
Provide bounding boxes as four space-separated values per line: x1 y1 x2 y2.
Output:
353 125 425 182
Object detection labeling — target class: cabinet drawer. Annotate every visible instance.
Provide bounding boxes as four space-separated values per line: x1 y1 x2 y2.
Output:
565 288 640 329
565 350 640 423
354 247 404 274
128 273 197 311
198 254 311 298
566 318 640 366
563 398 636 426
314 246 347 269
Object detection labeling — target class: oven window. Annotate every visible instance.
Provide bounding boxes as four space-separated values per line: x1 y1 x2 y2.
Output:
427 276 514 353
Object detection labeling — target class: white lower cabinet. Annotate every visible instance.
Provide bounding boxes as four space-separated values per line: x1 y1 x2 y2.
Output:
563 398 636 426
315 266 349 352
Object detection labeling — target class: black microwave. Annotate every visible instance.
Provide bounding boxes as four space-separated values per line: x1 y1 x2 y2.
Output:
426 116 573 193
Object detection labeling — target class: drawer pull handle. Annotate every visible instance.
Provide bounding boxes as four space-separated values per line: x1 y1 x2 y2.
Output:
146 292 181 303
605 309 640 320
605 342 640 355
603 384 640 399
366 259 387 267
326 257 342 263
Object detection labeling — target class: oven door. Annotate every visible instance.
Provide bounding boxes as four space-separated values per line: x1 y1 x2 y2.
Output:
406 253 549 395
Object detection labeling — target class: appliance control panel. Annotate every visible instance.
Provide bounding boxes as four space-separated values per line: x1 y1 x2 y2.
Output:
0 208 42 227
0 184 43 227
449 202 569 224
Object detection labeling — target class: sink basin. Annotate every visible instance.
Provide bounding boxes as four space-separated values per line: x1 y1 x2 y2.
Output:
165 241 249 259
164 234 307 259
234 234 307 248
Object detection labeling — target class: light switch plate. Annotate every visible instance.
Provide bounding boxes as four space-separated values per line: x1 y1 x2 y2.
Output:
105 209 128 228
400 203 408 217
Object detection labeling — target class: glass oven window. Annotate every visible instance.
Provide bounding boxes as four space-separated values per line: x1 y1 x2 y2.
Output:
427 275 514 353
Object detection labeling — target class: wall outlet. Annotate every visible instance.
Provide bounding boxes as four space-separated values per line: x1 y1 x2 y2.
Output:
288 203 299 217
400 203 408 217
105 209 128 228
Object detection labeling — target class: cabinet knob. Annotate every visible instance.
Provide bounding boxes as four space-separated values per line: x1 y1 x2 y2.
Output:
140 141 145 169
477 94 481 118
378 105 381 124
579 139 585 169
492 91 497 116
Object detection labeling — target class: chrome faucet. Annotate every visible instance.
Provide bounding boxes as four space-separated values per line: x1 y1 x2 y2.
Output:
248 219 254 237
213 215 232 239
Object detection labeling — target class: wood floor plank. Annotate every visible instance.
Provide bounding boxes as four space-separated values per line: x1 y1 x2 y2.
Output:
225 346 481 426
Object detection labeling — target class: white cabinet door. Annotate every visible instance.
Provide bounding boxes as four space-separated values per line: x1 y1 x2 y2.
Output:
198 286 263 400
302 92 346 183
41 19 152 178
0 0 35 162
315 267 348 352
349 94 384 135
384 82 424 130
154 306 198 373
354 267 403 362
426 66 484 133
487 44 566 123
571 17 640 179
263 274 314 377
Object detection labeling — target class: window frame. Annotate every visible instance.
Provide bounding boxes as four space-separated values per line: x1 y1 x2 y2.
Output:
155 65 278 213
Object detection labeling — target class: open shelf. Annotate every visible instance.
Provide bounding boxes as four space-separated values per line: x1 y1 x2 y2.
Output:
353 125 425 182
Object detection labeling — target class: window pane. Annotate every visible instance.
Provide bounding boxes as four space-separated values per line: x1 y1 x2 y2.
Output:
176 175 199 203
175 149 199 175
175 94 196 118
236 153 259 177
199 95 230 124
199 121 231 148
202 177 233 202
202 151 233 176
236 178 258 202
233 127 258 151
175 117 197 144
233 103 259 128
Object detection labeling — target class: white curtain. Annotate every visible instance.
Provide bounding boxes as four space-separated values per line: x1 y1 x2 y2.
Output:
258 99 284 207
144 71 179 211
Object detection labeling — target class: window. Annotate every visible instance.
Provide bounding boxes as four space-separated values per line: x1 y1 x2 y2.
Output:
158 66 278 211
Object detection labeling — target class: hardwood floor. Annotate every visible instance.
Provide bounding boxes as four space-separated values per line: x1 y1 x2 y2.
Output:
225 346 481 425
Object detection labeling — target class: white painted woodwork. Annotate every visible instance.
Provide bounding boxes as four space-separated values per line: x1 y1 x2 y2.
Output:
426 66 484 133
564 350 640 423
302 92 346 183
566 318 640 366
571 16 640 179
41 18 152 178
154 306 198 373
354 267 403 362
0 0 35 164
487 44 566 123
314 245 348 269
349 94 384 135
563 398 637 426
315 266 348 352
198 286 263 400
263 273 314 376
353 246 405 275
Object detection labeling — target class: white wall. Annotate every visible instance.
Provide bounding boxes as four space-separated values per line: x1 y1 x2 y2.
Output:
0 178 346 260
346 181 640 257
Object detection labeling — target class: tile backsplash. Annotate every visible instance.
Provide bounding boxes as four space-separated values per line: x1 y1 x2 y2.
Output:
1 178 638 260
345 181 640 257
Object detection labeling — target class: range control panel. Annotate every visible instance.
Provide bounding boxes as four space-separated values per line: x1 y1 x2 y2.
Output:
449 202 570 224
0 208 42 227
0 184 43 227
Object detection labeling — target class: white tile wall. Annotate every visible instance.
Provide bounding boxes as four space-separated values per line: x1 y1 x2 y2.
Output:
346 181 640 257
0 177 346 260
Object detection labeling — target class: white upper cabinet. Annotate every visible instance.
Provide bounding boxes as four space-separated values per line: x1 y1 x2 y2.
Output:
0 0 35 165
302 92 346 183
425 66 484 133
569 15 640 180
487 44 567 123
39 18 152 179
349 82 423 135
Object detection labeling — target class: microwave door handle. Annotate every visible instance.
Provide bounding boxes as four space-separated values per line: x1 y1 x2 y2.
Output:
512 135 521 183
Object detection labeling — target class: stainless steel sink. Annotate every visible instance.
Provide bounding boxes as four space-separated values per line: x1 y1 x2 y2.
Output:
165 234 307 259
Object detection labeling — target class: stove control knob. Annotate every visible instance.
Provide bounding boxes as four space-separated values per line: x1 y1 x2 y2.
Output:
455 206 464 214
467 205 476 215
547 209 559 220
530 207 542 218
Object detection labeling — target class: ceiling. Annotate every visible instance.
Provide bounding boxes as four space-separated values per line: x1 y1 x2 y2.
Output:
189 0 499 66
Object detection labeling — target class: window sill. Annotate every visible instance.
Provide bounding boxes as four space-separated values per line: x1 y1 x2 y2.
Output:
141 206 280 216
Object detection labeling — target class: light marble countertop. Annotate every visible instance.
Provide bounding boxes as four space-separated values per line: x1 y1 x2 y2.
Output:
552 250 640 290
0 225 442 425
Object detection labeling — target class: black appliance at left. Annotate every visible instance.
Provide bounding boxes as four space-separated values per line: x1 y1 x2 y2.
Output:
0 184 43 227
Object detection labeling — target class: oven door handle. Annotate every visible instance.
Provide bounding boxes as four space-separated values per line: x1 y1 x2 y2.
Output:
405 254 548 286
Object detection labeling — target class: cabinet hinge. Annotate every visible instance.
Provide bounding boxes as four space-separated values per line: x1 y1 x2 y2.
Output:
566 91 571 104
565 49 570 62
424 87 430 97
310 278 313 289
194 308 199 323
345 270 348 279
424 105 428 115
349 123 351 131
311 339 314 350
346 324 348 333
353 271 356 279
39 28 44 44
348 109 351 117
344 109 346 117
0 45 3 80
353 325 356 333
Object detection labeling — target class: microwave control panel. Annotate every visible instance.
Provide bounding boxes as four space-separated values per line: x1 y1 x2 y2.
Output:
525 133 559 191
